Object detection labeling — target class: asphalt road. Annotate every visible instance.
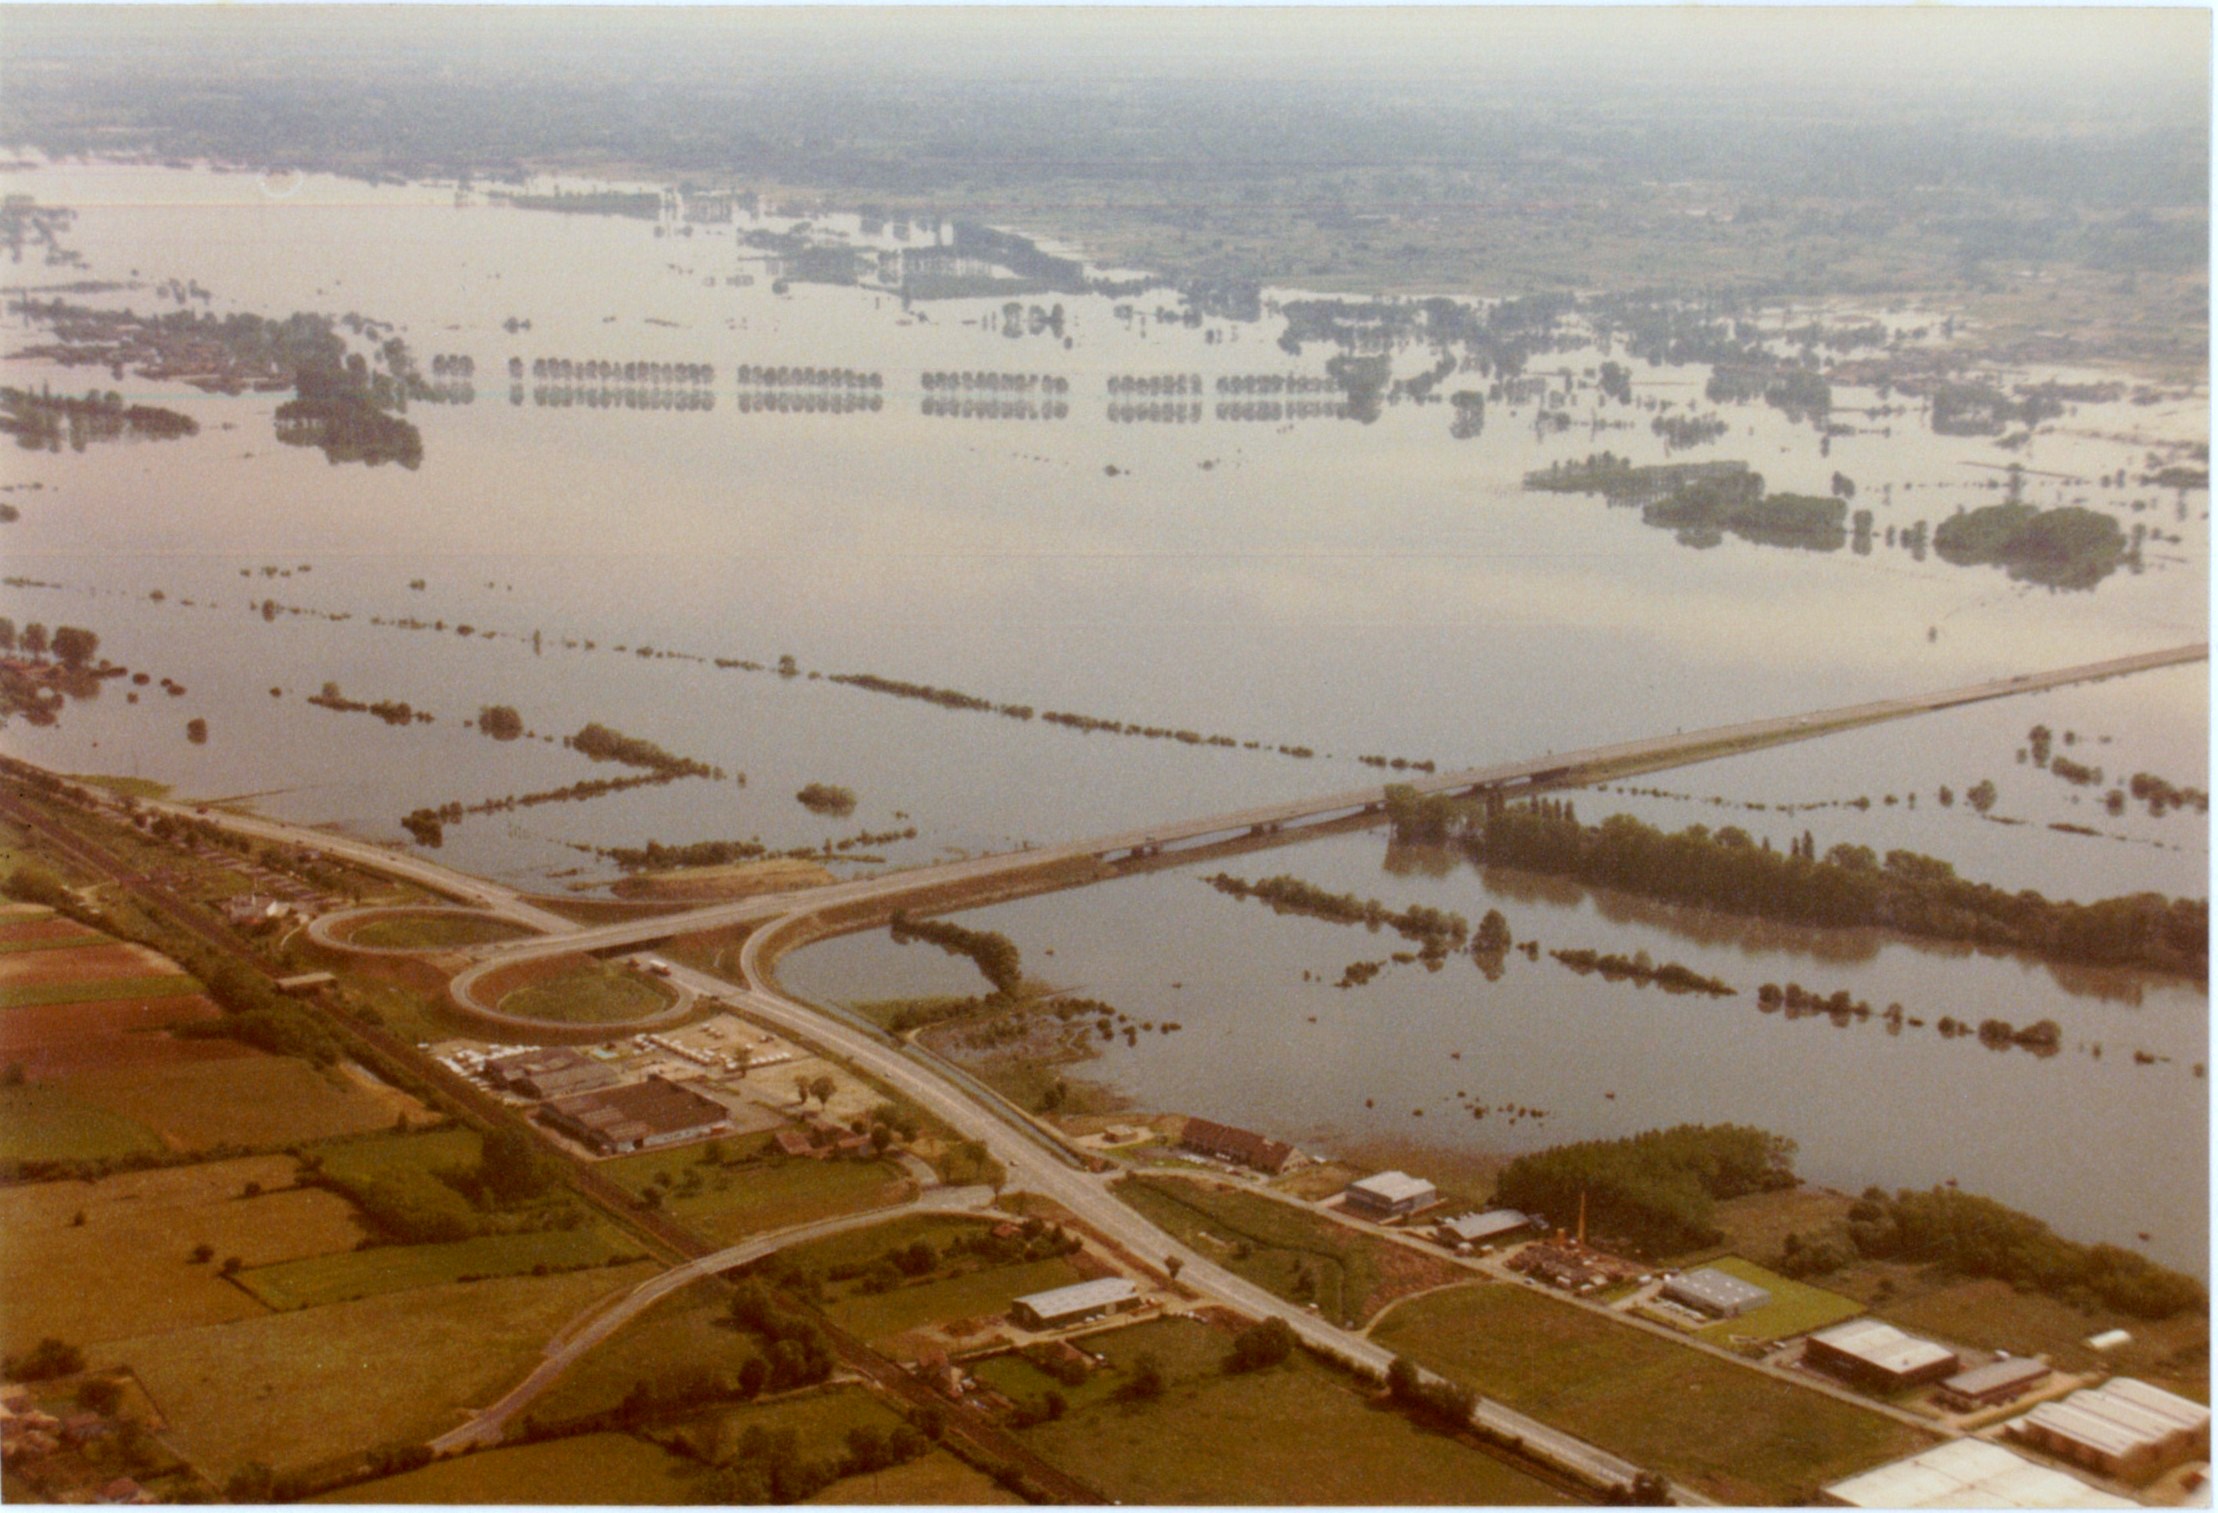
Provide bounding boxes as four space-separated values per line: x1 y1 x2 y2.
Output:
432 1184 998 1454
443 641 2208 967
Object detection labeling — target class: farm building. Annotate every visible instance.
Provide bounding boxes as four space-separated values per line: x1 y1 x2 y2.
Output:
2009 1378 2211 1483
1340 1170 1438 1219
1436 1209 1536 1249
539 1075 731 1155
1821 1438 2134 1508
1010 1277 1139 1330
1803 1319 1959 1391
1938 1355 2053 1412
1179 1116 1296 1175
1661 1267 1772 1319
483 1046 620 1100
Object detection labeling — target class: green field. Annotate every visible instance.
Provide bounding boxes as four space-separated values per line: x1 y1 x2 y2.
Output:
237 1226 638 1310
1117 1175 1444 1326
1012 1314 1569 1505
0 1081 166 1162
66 1054 404 1150
762 1211 1085 1346
772 1213 995 1274
0 1156 364 1355
529 1278 767 1425
316 1431 707 1504
498 960 676 1025
832 1256 1084 1345
1371 1284 1934 1504
1689 1256 1863 1346
314 1125 482 1184
676 1384 908 1467
0 931 108 954
806 1449 1022 1505
600 1137 911 1242
349 913 535 951
94 1263 656 1478
0 974 201 1008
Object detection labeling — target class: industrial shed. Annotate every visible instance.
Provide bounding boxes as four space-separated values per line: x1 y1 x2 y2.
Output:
1821 1438 2135 1508
1803 1319 1959 1391
1661 1267 1772 1319
1340 1170 1438 1219
2009 1378 2212 1483
1436 1209 1535 1249
540 1075 731 1155
1010 1277 1139 1330
483 1046 620 1100
1938 1355 2053 1412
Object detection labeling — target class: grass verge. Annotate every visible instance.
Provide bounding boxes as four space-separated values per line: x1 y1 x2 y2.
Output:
1371 1282 1933 1504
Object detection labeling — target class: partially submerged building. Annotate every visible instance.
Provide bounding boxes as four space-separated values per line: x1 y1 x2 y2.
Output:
1010 1277 1139 1331
539 1075 731 1155
2009 1378 2212 1483
1661 1267 1772 1320
1340 1170 1438 1220
1803 1319 1960 1392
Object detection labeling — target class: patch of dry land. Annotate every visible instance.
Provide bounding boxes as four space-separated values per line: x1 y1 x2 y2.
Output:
610 859 835 901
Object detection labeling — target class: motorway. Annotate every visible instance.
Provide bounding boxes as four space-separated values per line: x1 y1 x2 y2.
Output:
139 642 2206 1499
419 641 2207 971
431 1184 999 1454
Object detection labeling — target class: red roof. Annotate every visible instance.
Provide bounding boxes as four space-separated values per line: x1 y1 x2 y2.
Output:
1181 1116 1294 1173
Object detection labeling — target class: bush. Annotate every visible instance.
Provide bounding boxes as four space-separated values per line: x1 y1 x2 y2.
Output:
1226 1316 1297 1373
5 1336 85 1381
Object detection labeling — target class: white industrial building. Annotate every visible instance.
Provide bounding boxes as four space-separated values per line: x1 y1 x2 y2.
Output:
1436 1209 1536 1249
1804 1319 1959 1391
1010 1277 1139 1330
2009 1377 2212 1483
1341 1170 1438 1219
1822 1439 2136 1508
1661 1266 1772 1319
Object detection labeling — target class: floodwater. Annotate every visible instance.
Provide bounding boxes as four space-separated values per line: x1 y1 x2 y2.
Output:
1 161 2205 1265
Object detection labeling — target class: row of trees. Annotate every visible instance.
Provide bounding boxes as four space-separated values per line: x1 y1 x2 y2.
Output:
0 619 98 668
888 909 1022 996
1442 802 2205 981
1778 1186 2206 1320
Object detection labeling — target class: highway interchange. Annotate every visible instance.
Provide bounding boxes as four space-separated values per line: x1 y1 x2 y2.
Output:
152 642 2205 1499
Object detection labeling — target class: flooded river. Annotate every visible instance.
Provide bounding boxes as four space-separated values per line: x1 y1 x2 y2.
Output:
1 159 2205 1264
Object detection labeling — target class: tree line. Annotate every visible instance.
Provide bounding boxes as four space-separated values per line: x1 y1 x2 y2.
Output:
888 909 1022 996
1780 1185 2205 1320
1393 791 2206 982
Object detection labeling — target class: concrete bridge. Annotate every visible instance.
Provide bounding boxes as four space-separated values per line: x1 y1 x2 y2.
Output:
426 641 2206 984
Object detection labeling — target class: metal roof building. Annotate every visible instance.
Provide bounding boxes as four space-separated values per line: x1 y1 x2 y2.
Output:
539 1075 731 1155
1661 1267 1773 1319
1341 1170 1439 1218
1804 1319 1959 1390
1437 1209 1535 1247
2010 1378 2212 1482
1938 1355 2052 1411
1011 1277 1139 1330
1821 1439 2135 1508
